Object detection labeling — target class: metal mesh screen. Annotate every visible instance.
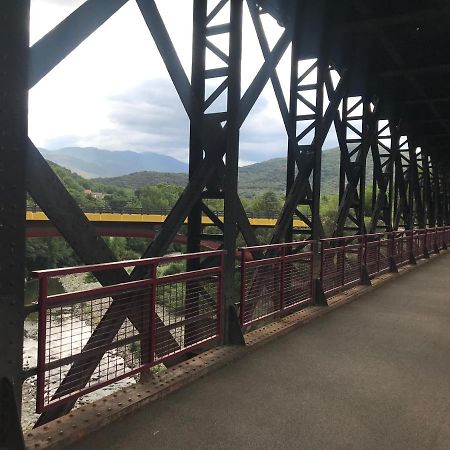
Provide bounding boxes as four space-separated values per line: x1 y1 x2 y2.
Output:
240 242 314 327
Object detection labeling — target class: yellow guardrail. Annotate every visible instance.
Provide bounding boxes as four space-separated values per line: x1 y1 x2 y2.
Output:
26 211 306 228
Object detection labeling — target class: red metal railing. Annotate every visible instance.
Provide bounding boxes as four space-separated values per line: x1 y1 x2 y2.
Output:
33 251 224 413
320 235 365 296
30 226 449 413
239 241 315 327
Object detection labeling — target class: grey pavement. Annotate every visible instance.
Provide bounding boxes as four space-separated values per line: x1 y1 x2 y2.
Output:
68 253 450 450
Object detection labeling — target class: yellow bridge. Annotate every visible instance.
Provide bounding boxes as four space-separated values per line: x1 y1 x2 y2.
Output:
26 210 306 228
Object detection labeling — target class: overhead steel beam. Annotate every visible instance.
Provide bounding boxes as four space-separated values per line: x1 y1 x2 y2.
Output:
398 97 450 105
339 7 450 33
29 0 129 88
380 63 450 78
352 2 450 135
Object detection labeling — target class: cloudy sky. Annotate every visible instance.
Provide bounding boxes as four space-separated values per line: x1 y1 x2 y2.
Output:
29 0 338 165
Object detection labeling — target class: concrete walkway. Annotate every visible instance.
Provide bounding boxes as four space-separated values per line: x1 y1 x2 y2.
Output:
69 253 450 450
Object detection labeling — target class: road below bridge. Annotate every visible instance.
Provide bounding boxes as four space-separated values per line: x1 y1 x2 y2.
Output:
69 253 450 450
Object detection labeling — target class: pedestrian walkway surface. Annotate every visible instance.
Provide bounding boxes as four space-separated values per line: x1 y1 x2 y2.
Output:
68 253 450 450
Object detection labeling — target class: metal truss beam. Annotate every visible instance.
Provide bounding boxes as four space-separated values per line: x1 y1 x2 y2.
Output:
29 0 129 88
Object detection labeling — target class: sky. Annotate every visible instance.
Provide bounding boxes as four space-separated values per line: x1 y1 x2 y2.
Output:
29 0 339 166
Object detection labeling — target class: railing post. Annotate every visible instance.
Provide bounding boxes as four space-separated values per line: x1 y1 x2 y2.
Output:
239 249 246 328
434 227 440 254
149 262 157 366
388 232 398 273
36 276 48 414
217 252 225 342
279 246 285 313
361 235 371 286
423 229 430 259
409 230 417 265
314 240 327 306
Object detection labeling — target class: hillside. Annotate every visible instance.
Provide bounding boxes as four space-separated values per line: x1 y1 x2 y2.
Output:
93 147 370 196
93 171 188 189
40 147 189 178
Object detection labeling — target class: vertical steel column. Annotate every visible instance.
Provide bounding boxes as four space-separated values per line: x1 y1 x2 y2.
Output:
311 58 325 242
334 98 375 236
223 0 243 343
0 0 29 436
184 0 244 344
285 7 300 244
368 119 395 232
185 0 207 346
285 56 327 240
393 133 412 230
408 140 424 228
422 148 433 226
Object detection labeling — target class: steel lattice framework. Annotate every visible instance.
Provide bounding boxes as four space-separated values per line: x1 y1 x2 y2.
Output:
1 0 450 440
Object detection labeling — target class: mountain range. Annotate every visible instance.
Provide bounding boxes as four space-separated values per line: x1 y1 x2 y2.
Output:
40 147 189 178
43 146 372 197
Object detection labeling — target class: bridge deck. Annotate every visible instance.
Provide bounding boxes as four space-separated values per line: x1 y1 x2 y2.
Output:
69 253 450 450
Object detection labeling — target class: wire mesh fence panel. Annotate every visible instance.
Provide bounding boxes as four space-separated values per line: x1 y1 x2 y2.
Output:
426 228 437 254
36 279 152 413
241 259 283 326
283 253 314 311
321 248 342 295
343 246 362 286
412 230 426 259
436 228 444 250
32 251 224 413
392 232 411 267
240 241 315 327
365 240 380 277
320 236 364 296
365 234 391 278
378 238 391 273
154 271 222 363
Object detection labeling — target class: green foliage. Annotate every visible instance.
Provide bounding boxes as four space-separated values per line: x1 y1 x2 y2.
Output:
157 260 186 277
25 238 79 278
249 191 283 217
84 272 98 284
136 183 183 211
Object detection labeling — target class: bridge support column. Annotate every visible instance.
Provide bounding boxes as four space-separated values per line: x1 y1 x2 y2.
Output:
0 0 29 446
186 0 245 345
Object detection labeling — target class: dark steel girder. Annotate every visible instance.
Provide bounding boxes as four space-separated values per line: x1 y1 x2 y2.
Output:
29 0 129 89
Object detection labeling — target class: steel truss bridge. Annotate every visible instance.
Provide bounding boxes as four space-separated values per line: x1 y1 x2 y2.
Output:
1 0 450 448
